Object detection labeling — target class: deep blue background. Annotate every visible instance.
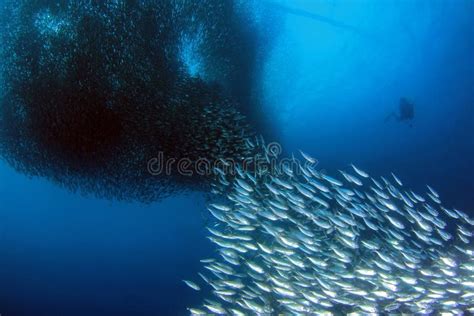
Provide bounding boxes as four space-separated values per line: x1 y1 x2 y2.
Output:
1 1 473 315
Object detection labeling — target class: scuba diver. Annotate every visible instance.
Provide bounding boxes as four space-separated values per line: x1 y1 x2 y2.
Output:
385 97 415 126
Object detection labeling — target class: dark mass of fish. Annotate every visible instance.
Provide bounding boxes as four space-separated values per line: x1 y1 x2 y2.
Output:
0 0 279 202
187 138 474 315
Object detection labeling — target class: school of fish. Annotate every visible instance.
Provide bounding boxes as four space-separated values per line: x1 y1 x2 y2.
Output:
184 137 474 315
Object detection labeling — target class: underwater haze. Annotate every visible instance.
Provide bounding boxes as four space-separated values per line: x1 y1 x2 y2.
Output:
0 0 473 315
263 0 473 212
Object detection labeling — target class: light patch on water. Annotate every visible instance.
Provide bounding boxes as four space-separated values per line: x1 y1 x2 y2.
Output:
34 10 69 37
179 27 206 79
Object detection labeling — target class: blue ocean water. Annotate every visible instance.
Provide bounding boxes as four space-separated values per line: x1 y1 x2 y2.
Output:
0 0 473 315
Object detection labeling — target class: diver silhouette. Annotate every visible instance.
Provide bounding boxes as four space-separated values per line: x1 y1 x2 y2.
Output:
384 97 415 127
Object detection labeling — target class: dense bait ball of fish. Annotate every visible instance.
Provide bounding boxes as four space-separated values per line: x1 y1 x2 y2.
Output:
186 138 474 315
0 0 277 202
